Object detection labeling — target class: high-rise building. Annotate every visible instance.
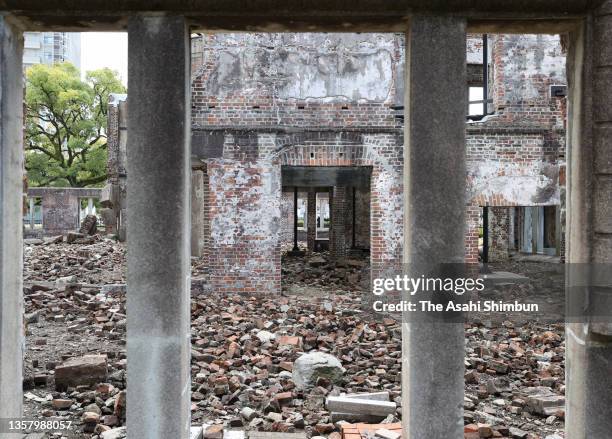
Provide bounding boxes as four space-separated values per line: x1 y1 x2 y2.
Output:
23 32 81 71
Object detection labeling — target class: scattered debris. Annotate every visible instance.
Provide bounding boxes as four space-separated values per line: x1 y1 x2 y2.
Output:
21 240 566 438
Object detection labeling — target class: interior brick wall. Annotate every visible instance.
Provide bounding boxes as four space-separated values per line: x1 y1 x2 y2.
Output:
488 207 511 261
280 191 294 244
464 34 567 263
107 32 568 294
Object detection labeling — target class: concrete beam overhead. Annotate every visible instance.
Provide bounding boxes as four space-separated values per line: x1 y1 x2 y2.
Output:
0 0 605 31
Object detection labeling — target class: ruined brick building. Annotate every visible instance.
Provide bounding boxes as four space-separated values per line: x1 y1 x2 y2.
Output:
4 2 611 438
103 32 566 295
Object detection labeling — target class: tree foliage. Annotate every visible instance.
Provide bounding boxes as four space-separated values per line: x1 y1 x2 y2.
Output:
25 63 126 187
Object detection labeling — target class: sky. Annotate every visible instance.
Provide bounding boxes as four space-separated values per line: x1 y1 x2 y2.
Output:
81 33 128 86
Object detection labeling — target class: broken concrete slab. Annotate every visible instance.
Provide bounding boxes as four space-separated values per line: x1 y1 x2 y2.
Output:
343 391 391 401
326 396 397 417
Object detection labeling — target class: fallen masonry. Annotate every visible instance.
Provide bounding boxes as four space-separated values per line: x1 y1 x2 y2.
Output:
21 239 567 438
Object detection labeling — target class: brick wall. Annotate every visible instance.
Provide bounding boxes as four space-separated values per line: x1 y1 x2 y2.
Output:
330 186 347 258
25 187 102 237
106 32 567 295
191 33 402 130
206 156 282 295
306 191 316 250
343 187 371 251
280 191 294 244
465 34 567 263
488 207 510 261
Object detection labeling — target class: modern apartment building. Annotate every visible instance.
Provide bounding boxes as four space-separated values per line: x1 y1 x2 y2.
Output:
23 32 81 71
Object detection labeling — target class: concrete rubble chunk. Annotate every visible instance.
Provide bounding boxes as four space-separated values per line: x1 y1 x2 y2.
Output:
190 426 204 439
326 396 397 417
526 393 565 416
100 427 127 439
509 426 529 438
343 391 390 401
293 352 345 388
255 330 276 344
54 354 108 391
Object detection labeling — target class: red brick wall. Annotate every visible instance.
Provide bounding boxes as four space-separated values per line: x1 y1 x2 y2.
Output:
206 157 282 295
464 34 567 263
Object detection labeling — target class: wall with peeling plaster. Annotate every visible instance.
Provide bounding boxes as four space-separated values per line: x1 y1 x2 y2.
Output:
465 34 567 262
191 33 403 129
106 32 566 288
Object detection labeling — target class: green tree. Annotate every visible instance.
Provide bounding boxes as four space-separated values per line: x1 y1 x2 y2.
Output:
25 63 126 187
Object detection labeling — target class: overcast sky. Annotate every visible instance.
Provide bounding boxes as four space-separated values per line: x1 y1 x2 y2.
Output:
81 33 128 86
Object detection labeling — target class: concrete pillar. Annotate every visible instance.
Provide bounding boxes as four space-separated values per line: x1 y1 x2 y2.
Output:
29 197 35 229
402 16 467 439
566 4 612 437
0 16 23 431
307 190 316 251
330 186 347 259
191 169 205 257
126 15 191 439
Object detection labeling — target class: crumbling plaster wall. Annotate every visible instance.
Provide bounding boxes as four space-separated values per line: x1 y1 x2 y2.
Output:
191 33 401 129
107 32 567 288
207 150 282 294
191 33 404 295
465 34 567 263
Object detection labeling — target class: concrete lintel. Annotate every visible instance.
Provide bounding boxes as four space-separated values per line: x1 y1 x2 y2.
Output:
0 15 24 433
126 15 191 439
0 0 601 32
27 187 103 198
467 18 582 34
282 166 372 189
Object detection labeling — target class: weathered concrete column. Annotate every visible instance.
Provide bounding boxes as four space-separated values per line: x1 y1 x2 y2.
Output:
566 4 612 437
330 186 347 259
191 168 205 257
402 16 467 439
307 190 316 251
127 15 191 439
0 16 23 432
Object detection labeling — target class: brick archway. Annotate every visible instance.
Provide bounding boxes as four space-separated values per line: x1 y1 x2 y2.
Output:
274 132 404 291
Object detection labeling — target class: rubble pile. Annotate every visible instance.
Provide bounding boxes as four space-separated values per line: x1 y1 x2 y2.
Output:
463 320 565 439
21 240 566 438
281 251 370 293
24 237 126 285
